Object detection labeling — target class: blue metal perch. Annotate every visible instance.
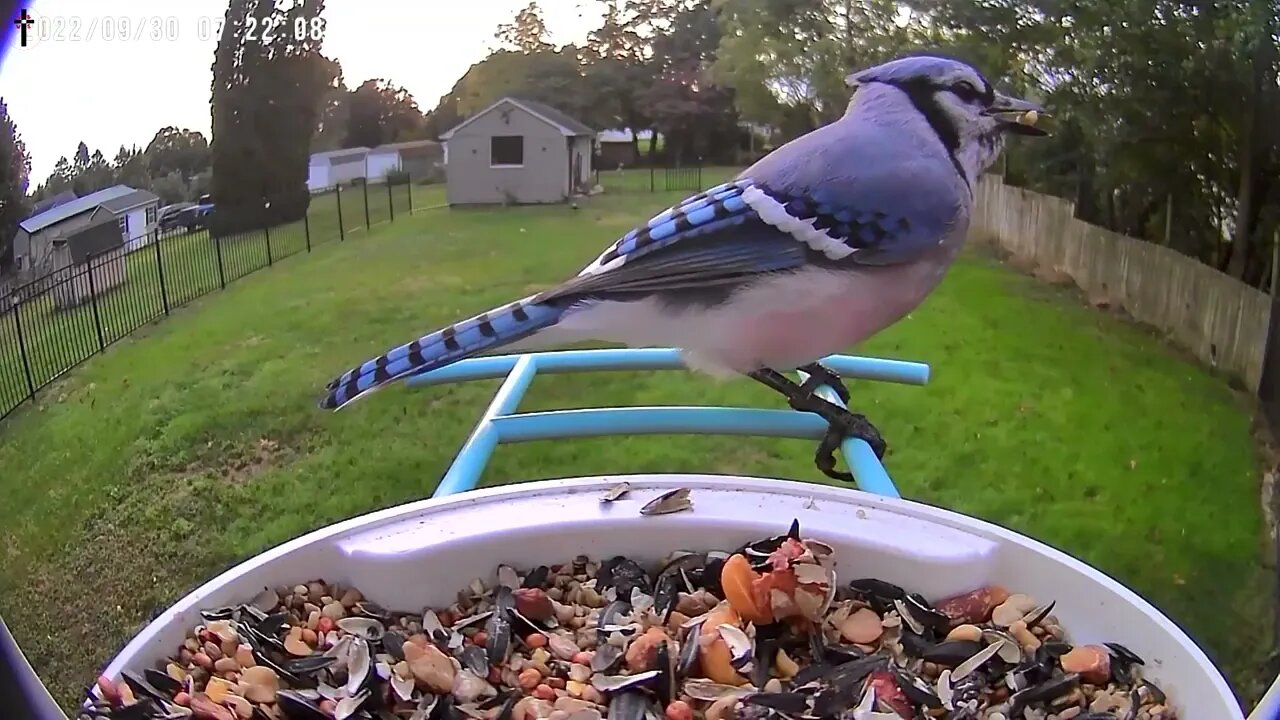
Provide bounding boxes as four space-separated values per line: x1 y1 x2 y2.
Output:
406 347 928 499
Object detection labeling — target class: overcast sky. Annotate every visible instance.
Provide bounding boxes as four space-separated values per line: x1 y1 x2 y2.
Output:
2 0 603 185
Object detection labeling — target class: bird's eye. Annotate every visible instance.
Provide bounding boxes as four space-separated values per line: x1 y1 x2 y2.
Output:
951 81 981 103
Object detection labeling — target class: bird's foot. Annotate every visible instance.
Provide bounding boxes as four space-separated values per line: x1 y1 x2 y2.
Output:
786 392 887 482
797 362 851 404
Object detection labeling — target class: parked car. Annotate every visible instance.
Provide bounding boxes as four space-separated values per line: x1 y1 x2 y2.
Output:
157 202 194 232
175 194 215 232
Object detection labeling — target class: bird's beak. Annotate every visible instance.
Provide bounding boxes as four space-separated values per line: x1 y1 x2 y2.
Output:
985 92 1049 136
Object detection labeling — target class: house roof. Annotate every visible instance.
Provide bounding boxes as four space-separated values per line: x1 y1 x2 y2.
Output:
18 185 140 234
372 139 440 152
97 188 160 213
310 147 370 163
439 97 594 140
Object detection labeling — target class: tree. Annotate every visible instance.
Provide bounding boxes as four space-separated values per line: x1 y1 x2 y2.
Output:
144 127 210 179
210 0 335 234
313 71 352 152
709 0 1280 288
343 79 429 149
73 141 90 171
149 172 190 206
581 0 653 145
71 147 114 196
495 2 553 53
715 0 922 127
429 48 588 127
0 98 30 270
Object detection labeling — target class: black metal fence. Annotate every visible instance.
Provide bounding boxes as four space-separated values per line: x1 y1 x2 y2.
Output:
0 176 428 421
594 161 704 194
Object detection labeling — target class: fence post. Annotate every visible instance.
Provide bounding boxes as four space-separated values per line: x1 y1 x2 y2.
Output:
388 181 395 222
11 301 36 401
408 179 414 213
214 233 226 289
154 236 169 315
696 158 702 189
649 165 655 193
264 224 274 266
1271 228 1280 299
86 256 106 351
362 181 371 230
337 185 346 241
304 210 312 252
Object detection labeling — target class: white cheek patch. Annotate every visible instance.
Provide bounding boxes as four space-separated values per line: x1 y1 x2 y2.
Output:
741 186 857 261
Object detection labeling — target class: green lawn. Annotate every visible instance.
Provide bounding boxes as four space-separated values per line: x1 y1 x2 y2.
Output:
0 181 441 418
0 179 1269 711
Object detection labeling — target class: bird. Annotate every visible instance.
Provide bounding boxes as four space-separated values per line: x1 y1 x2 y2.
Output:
318 54 1047 481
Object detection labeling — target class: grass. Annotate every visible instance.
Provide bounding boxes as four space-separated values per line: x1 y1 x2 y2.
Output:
0 175 1270 711
0 181 442 418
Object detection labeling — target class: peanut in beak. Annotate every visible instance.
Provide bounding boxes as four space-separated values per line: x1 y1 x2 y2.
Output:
1018 110 1040 126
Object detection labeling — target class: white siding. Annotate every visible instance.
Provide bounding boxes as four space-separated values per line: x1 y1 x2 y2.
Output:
329 155 368 185
308 161 330 192
365 149 400 182
122 205 158 250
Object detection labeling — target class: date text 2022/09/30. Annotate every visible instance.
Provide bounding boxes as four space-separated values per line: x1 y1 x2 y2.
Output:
21 12 327 45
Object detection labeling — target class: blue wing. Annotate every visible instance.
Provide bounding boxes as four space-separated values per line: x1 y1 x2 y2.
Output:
542 168 958 304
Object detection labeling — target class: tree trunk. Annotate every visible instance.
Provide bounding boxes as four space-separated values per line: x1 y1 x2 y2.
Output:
1226 10 1275 278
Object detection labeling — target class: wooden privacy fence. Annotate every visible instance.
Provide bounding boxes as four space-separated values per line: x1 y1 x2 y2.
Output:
969 174 1271 392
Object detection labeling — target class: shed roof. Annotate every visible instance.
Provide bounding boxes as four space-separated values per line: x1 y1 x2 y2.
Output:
64 212 124 264
439 97 594 140
98 188 160 213
19 185 140 234
310 147 370 163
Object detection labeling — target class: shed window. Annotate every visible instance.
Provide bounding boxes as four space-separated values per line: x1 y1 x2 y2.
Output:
118 216 128 235
490 135 524 167
146 205 157 224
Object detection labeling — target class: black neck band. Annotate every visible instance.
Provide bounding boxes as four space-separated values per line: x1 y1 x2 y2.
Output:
872 79 970 192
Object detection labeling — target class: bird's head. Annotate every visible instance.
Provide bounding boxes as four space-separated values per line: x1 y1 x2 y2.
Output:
846 54 1047 181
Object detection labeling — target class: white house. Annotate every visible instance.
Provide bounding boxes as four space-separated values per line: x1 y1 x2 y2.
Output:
307 140 445 192
307 147 371 192
96 188 162 251
12 185 160 277
365 145 401 180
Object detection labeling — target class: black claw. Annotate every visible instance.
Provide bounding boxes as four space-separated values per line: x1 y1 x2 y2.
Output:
815 428 854 482
798 363 851 405
747 366 887 481
789 395 888 478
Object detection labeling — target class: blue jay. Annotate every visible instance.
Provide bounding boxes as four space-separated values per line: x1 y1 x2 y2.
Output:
319 55 1046 481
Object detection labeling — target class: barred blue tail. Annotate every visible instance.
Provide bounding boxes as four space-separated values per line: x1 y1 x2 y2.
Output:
320 296 563 410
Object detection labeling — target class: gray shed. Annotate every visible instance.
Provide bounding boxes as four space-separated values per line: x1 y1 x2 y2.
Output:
50 211 130 310
439 97 595 206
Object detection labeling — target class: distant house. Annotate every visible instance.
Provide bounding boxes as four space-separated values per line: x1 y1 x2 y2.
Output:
439 97 595 206
307 147 372 192
12 185 160 281
372 139 444 182
596 128 655 168
307 140 445 192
